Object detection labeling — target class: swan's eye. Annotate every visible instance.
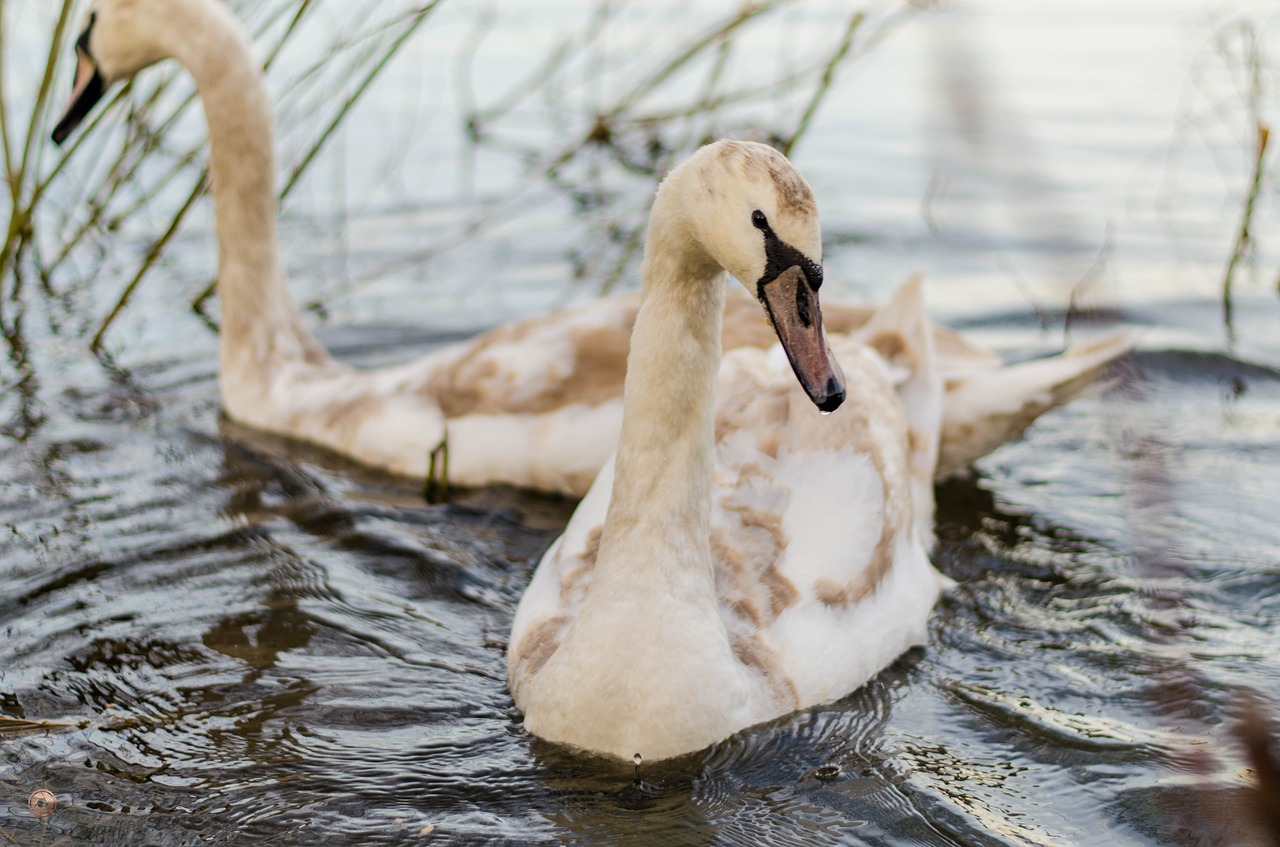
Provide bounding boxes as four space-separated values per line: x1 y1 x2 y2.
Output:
751 210 768 230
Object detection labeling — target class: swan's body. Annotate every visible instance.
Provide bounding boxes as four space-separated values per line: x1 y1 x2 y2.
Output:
55 0 1130 497
508 142 947 761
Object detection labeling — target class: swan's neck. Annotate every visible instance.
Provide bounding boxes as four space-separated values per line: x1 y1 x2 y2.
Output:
522 213 741 759
593 226 726 590
171 0 323 384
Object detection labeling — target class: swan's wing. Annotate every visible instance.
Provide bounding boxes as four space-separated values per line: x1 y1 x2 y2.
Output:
933 324 1003 373
936 330 1135 478
727 278 1001 371
408 293 641 418
348 293 638 494
507 455 616 697
853 275 943 489
710 277 945 709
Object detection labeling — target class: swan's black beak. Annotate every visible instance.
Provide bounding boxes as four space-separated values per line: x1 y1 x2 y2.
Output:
52 17 105 145
757 263 846 413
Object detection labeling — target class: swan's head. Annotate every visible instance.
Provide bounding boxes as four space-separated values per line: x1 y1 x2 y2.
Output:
52 0 190 145
661 140 845 412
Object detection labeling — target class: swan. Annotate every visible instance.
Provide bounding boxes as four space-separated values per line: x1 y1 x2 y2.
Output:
53 0 1131 497
508 141 948 762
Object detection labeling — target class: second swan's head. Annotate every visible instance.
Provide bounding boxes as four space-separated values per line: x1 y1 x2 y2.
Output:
657 140 845 413
52 0 236 145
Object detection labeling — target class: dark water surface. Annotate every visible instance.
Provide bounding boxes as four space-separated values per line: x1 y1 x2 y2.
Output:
4 1 1280 844
2 321 1278 846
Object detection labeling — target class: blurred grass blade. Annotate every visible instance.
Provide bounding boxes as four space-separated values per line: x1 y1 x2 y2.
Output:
189 1 446 318
781 11 864 157
92 172 207 353
1221 122 1270 341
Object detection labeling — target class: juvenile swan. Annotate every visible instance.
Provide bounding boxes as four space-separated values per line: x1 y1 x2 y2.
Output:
53 0 1130 496
52 0 634 493
508 143 948 761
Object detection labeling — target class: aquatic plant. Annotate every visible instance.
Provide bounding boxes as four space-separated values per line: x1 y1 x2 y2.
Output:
0 0 893 354
1 0 449 351
457 2 900 294
1156 12 1277 342
1211 19 1274 340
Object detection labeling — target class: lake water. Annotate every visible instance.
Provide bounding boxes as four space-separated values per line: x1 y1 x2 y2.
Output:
2 1 1279 844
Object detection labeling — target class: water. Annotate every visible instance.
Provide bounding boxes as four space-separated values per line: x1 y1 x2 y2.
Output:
3 1 1280 844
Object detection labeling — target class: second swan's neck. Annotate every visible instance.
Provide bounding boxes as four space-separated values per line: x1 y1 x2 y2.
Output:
593 216 726 587
172 0 322 375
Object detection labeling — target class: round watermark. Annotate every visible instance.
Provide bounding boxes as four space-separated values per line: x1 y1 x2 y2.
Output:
28 789 56 819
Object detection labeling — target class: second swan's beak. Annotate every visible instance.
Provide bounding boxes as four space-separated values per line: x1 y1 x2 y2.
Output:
52 39 106 145
757 264 846 413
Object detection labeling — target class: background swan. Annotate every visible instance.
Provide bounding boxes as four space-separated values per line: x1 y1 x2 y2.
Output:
54 0 1130 497
509 141 948 762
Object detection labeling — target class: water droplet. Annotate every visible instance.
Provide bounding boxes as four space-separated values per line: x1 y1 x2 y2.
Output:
820 409 832 416
28 789 56 819
814 764 841 781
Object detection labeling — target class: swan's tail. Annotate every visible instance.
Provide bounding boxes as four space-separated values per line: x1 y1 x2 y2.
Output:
936 330 1136 478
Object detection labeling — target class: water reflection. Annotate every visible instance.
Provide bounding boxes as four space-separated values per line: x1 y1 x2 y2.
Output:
0 290 44 443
